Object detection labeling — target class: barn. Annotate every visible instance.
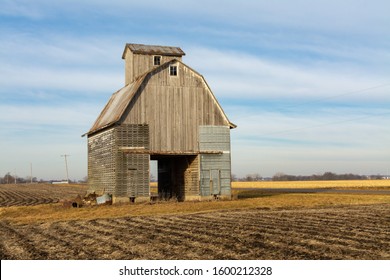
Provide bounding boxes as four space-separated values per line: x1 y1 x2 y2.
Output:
84 43 236 203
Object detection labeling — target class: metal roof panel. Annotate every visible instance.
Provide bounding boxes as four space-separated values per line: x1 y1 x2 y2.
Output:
122 43 185 58
86 75 145 135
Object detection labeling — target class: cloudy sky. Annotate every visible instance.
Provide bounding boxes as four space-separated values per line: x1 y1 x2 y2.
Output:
1 0 389 180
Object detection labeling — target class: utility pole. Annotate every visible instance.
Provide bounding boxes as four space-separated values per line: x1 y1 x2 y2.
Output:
30 163 33 184
61 154 70 183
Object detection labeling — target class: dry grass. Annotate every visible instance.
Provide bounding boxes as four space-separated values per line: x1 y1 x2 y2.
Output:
1 192 390 225
1 182 389 225
232 180 390 189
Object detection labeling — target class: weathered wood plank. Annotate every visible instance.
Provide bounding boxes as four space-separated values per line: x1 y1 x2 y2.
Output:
124 63 229 150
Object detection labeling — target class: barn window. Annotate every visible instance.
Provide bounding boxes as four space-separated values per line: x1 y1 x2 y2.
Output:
169 65 178 76
153 56 161 66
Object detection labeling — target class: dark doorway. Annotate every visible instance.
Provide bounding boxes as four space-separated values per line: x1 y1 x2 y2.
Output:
150 155 198 201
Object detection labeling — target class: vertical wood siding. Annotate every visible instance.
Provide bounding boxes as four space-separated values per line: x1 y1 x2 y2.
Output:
125 50 182 84
123 63 228 153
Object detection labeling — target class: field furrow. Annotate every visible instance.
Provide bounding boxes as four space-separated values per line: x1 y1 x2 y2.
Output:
1 184 389 259
122 217 235 259
0 221 50 259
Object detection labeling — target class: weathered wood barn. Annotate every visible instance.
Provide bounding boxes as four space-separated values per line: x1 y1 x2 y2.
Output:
84 43 236 203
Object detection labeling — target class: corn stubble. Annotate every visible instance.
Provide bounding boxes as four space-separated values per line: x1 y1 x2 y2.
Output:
0 183 389 260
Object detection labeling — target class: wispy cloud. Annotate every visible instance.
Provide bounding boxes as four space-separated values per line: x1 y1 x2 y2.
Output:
4 1 390 36
0 103 97 127
0 32 125 92
1 0 389 179
228 101 390 176
0 64 122 92
187 47 390 102
0 0 44 19
0 102 96 180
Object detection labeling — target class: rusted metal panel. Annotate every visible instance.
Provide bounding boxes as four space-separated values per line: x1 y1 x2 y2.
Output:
86 75 145 136
123 43 185 58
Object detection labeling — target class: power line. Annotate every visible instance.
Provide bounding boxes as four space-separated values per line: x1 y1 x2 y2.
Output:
259 111 390 137
259 83 390 137
30 163 32 184
282 82 390 110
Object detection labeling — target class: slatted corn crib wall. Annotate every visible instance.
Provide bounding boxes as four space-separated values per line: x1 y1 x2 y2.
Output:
115 124 150 198
88 128 116 194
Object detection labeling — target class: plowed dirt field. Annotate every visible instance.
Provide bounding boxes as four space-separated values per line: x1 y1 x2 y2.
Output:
0 184 389 260
0 184 88 207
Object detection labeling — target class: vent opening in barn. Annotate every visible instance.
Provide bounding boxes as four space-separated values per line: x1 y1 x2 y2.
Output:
84 43 236 203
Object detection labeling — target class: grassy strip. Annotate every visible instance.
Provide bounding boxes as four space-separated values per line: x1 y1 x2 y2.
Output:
1 193 389 225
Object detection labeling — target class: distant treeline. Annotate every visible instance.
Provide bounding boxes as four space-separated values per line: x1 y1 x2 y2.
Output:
233 172 387 182
272 172 371 181
0 172 87 184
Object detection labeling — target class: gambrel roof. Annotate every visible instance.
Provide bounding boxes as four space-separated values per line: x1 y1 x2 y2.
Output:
84 59 236 137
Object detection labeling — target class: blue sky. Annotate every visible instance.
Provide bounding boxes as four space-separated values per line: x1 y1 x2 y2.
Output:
1 0 389 180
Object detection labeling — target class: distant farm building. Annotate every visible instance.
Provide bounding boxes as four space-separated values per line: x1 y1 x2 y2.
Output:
84 43 236 203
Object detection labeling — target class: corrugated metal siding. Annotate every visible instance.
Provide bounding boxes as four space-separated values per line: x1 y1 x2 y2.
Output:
199 126 231 196
199 126 230 152
87 77 144 135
